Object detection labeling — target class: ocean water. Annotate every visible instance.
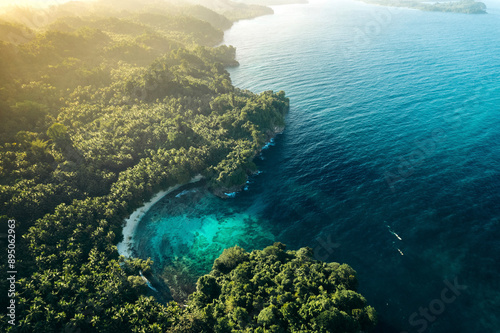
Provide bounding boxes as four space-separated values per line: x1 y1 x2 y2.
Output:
133 0 500 331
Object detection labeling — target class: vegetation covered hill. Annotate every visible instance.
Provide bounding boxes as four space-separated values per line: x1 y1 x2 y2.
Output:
0 0 375 332
178 244 377 332
177 0 274 22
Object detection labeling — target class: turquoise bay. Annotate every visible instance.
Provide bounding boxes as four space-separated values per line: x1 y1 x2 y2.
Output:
133 0 500 331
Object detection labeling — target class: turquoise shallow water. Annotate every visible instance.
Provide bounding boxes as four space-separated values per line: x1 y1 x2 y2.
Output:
134 0 500 331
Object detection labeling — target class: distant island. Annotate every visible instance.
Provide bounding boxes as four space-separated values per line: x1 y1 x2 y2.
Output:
361 0 487 14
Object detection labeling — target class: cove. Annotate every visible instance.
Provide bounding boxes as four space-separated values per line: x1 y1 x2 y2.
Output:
132 0 500 331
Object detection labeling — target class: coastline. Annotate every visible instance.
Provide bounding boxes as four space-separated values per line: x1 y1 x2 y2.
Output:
119 5 290 255
117 125 285 256
213 125 286 198
117 174 204 257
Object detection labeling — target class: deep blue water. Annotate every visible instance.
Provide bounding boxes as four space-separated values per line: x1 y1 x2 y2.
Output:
134 0 500 331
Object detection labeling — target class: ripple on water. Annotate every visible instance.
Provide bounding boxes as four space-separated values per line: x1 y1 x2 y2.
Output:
133 0 500 330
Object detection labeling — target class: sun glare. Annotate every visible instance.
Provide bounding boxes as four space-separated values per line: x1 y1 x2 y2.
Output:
0 0 86 9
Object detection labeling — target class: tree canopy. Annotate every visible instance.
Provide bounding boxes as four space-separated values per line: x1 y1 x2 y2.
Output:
0 1 375 332
175 243 377 332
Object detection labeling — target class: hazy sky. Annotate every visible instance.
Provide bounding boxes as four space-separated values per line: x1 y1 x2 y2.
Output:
0 0 92 8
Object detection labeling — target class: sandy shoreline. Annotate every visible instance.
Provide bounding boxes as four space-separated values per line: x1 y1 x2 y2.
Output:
117 174 204 257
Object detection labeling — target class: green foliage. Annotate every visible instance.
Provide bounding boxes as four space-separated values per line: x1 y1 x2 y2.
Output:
422 0 487 14
196 275 221 303
8 100 49 132
0 2 374 333
0 2 293 332
16 250 180 332
46 123 68 142
219 3 274 22
0 20 34 44
183 5 233 30
257 304 281 327
181 243 377 332
213 246 249 274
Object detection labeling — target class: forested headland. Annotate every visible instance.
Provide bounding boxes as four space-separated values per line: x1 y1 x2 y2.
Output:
0 0 376 331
